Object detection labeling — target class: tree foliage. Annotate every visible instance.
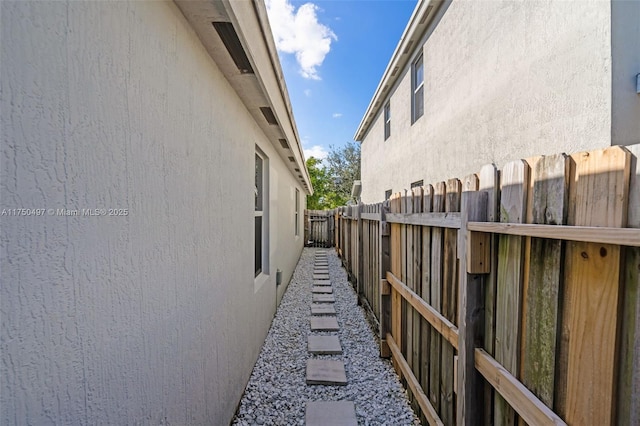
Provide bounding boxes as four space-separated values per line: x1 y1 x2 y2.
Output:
306 141 361 210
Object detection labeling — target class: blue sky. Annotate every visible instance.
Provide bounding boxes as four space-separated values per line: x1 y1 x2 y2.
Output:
265 0 418 162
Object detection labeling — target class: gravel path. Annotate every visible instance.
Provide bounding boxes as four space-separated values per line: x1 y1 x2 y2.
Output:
232 248 420 425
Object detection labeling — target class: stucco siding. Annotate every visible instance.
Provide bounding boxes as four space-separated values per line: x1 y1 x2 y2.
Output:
1 1 304 424
361 0 613 203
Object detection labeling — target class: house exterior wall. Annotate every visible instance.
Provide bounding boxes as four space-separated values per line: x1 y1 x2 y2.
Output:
0 1 304 424
361 0 615 203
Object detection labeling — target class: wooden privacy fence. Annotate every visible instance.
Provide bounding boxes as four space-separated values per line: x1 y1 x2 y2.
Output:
305 209 335 247
334 145 640 426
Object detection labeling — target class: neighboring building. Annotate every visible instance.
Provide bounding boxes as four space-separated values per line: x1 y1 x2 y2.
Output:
1 1 310 424
355 0 640 203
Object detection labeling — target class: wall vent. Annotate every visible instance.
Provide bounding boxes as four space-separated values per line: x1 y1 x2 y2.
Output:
212 22 254 74
403 40 414 54
288 156 295 162
279 138 289 149
391 66 399 76
260 107 278 125
294 168 300 172
419 6 434 24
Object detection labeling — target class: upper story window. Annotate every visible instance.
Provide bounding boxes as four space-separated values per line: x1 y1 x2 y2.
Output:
384 102 391 140
411 180 423 189
412 53 424 123
385 189 392 200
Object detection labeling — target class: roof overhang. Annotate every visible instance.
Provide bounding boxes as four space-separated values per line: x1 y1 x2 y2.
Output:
354 0 442 142
175 0 313 194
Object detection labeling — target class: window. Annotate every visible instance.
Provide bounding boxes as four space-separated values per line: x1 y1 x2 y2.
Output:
384 102 391 140
412 53 424 123
255 151 268 277
411 180 423 189
295 188 300 236
385 189 392 200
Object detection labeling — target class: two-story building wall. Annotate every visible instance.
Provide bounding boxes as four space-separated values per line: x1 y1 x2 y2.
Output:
355 0 639 203
1 0 310 423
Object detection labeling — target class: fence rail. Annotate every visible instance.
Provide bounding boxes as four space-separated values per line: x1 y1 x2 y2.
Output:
331 145 640 426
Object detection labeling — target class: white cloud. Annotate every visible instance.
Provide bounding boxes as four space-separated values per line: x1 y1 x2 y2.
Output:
266 0 337 80
332 113 342 118
304 144 328 161
304 89 312 97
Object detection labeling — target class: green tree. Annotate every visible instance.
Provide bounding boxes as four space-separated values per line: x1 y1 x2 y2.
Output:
325 141 361 205
305 142 361 210
306 157 335 210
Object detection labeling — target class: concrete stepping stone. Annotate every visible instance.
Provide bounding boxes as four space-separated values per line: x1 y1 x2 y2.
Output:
313 274 330 280
306 359 347 385
312 294 335 303
308 335 342 354
311 304 336 315
305 401 357 426
314 280 332 286
312 286 333 294
314 267 329 272
310 316 339 331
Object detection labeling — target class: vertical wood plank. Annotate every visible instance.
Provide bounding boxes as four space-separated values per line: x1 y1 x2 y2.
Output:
441 178 461 425
406 190 414 392
412 186 423 406
457 191 488 425
479 164 499 426
391 193 403 375
430 182 446 415
521 154 568 409
495 160 529 426
558 146 630 425
618 143 640 426
421 184 434 415
380 200 391 358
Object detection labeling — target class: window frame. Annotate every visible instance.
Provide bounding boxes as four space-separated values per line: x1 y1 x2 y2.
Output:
255 149 269 279
384 101 391 140
411 52 424 124
295 188 300 236
385 189 392 201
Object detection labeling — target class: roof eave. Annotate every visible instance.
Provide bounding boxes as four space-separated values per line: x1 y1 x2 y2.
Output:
354 0 441 142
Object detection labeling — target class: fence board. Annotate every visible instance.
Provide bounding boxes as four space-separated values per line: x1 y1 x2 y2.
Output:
441 178 461 425
495 160 529 426
421 184 434 415
618 143 640 426
430 182 446 415
520 154 568 410
558 146 630 425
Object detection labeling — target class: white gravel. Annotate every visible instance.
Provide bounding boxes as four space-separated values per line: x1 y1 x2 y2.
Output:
232 248 420 425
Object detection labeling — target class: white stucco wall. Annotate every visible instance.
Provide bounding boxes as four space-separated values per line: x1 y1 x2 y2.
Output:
1 1 304 424
361 0 614 203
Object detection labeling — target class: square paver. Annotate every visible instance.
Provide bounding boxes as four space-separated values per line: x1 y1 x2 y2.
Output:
310 316 339 331
305 401 357 426
312 286 333 294
312 294 335 303
314 280 332 286
308 335 342 354
306 359 347 385
311 304 336 315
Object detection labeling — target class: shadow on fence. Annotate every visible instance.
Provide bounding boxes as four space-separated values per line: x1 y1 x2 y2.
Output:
318 145 640 426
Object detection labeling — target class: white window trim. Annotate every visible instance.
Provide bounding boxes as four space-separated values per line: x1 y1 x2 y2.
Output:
255 147 269 288
384 102 391 141
295 188 300 236
412 52 424 124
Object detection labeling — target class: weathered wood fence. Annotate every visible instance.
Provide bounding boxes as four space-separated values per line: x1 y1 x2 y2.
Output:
334 145 640 426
